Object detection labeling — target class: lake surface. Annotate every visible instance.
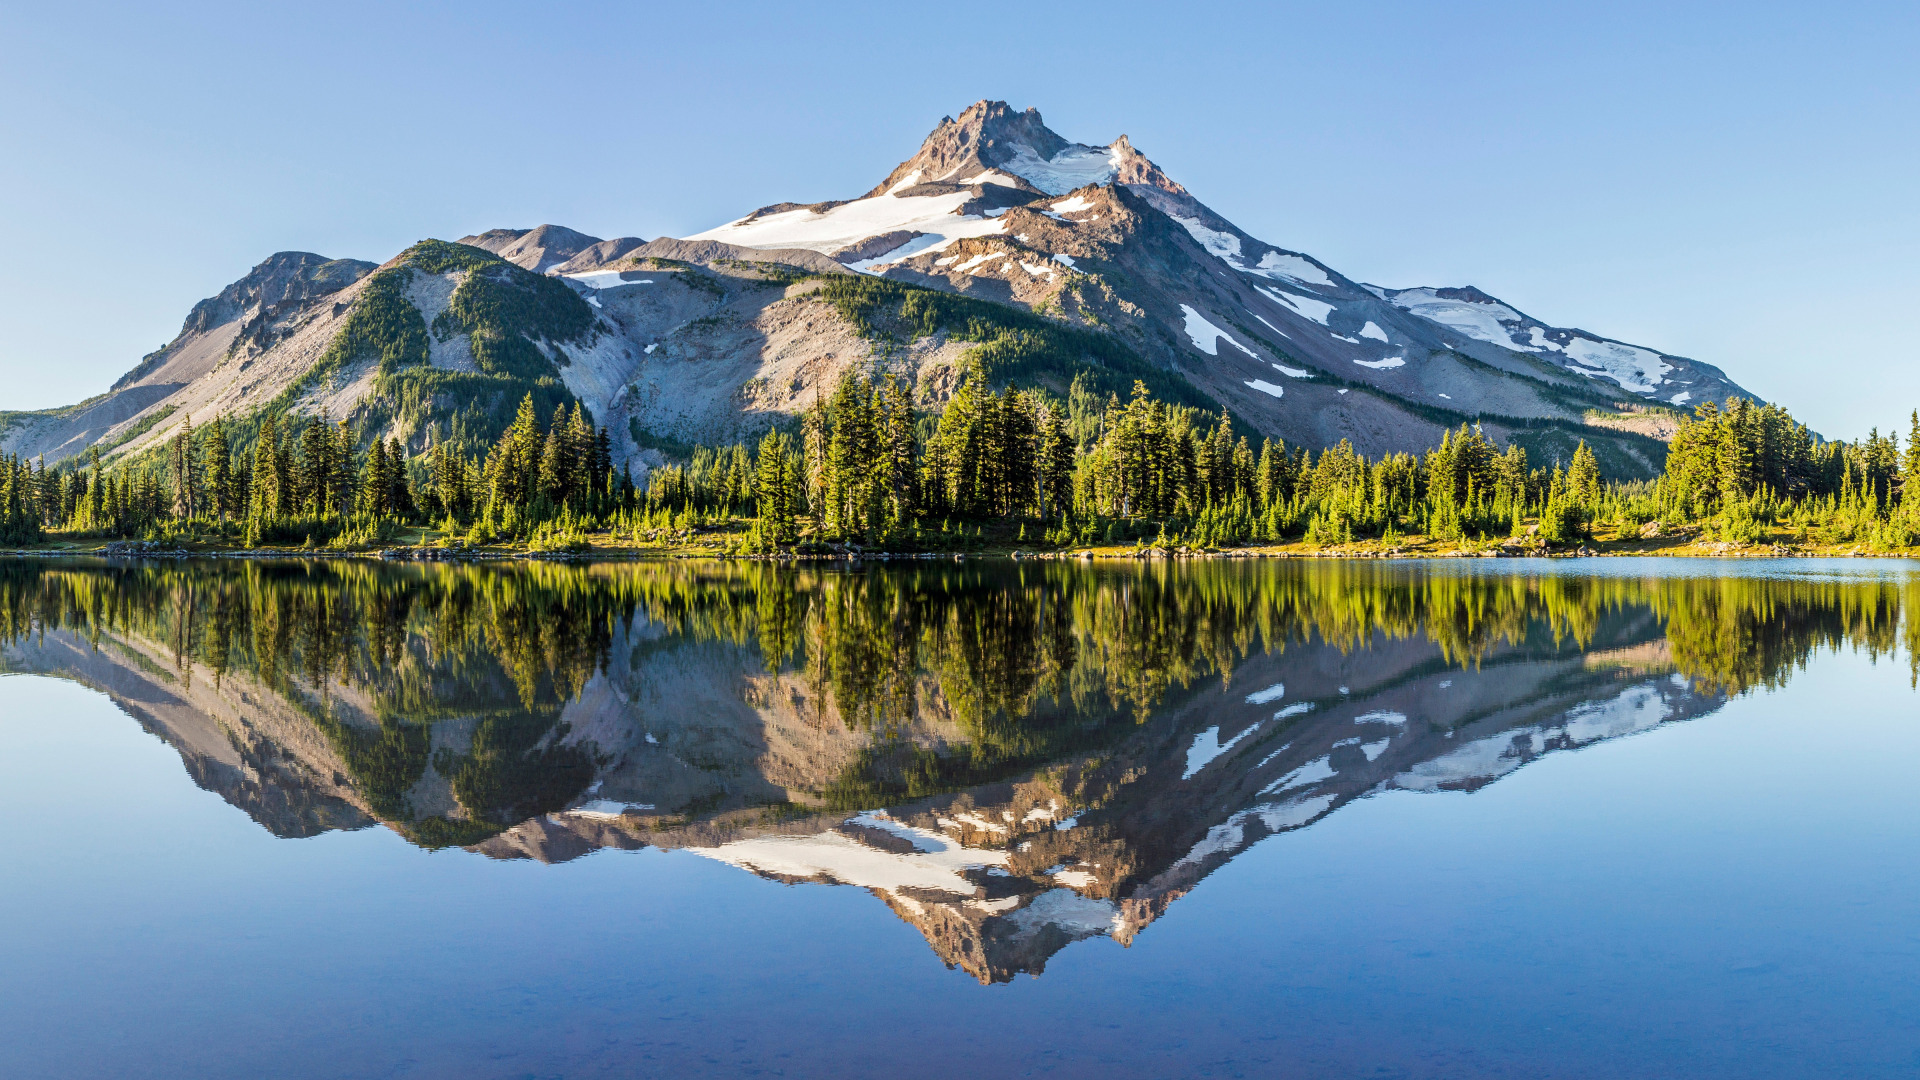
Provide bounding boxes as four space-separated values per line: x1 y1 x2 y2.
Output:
1 555 1916 1079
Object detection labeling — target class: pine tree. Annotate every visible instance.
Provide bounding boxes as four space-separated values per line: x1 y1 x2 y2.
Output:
386 438 410 517
252 414 281 522
883 376 917 525
360 439 389 516
1568 441 1601 508
1904 410 1920 508
202 417 233 521
166 414 199 520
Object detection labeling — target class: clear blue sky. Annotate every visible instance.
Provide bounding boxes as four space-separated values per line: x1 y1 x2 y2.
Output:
4 1 1916 439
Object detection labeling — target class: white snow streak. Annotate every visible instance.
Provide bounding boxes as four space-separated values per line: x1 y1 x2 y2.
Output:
1184 723 1262 780
563 271 653 289
952 251 1006 274
1180 305 1258 357
1258 285 1335 325
1245 682 1287 705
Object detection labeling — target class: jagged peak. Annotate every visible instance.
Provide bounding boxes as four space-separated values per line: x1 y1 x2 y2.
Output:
175 252 374 338
860 101 1196 207
456 224 603 272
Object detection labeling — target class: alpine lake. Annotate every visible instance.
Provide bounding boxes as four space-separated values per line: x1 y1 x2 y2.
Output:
1 554 1917 1079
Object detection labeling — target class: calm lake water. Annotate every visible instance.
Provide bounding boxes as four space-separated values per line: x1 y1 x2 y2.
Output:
1 555 1916 1079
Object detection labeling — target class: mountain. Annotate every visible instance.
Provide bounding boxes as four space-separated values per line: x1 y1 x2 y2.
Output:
3 100 1760 476
2 251 376 464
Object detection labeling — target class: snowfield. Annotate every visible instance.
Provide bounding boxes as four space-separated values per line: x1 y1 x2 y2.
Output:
1386 287 1527 348
688 187 1006 267
1382 287 1676 393
1563 336 1673 394
1393 684 1674 793
1000 143 1122 194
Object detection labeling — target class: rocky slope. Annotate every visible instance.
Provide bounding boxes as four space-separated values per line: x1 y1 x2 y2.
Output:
2 252 375 464
4 100 1761 476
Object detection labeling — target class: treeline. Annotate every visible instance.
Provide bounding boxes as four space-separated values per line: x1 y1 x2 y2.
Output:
648 368 1612 550
646 369 1920 551
15 361 1920 553
1656 399 1920 545
9 398 636 549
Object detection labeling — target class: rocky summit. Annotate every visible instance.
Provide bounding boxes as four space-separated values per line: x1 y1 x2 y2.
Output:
3 100 1758 478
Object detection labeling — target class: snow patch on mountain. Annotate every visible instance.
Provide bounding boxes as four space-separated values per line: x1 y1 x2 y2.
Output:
1264 755 1336 795
952 251 1006 274
688 188 1004 266
1257 285 1334 326
1251 252 1334 287
1245 683 1286 704
1393 683 1675 793
846 233 947 272
563 271 653 289
1563 337 1673 394
1245 379 1285 398
1185 723 1261 780
1387 288 1526 347
1001 143 1121 194
1172 214 1244 261
693 821 1009 897
1180 305 1257 357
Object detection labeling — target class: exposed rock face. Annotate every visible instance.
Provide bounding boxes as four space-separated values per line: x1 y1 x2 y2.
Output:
3 251 373 464
169 251 376 342
457 224 605 273
863 100 1070 197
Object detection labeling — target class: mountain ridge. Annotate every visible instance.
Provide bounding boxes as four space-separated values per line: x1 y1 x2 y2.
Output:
3 100 1760 478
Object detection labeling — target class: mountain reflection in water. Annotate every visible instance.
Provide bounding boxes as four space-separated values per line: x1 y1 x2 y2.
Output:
1 557 1913 983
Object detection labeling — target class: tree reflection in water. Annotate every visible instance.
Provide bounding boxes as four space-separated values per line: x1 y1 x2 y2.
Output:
1 556 1914 980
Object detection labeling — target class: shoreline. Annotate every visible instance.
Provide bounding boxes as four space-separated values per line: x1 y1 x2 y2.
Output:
6 537 1919 563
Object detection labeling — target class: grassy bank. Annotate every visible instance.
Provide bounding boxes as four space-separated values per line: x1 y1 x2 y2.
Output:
11 515 1917 561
